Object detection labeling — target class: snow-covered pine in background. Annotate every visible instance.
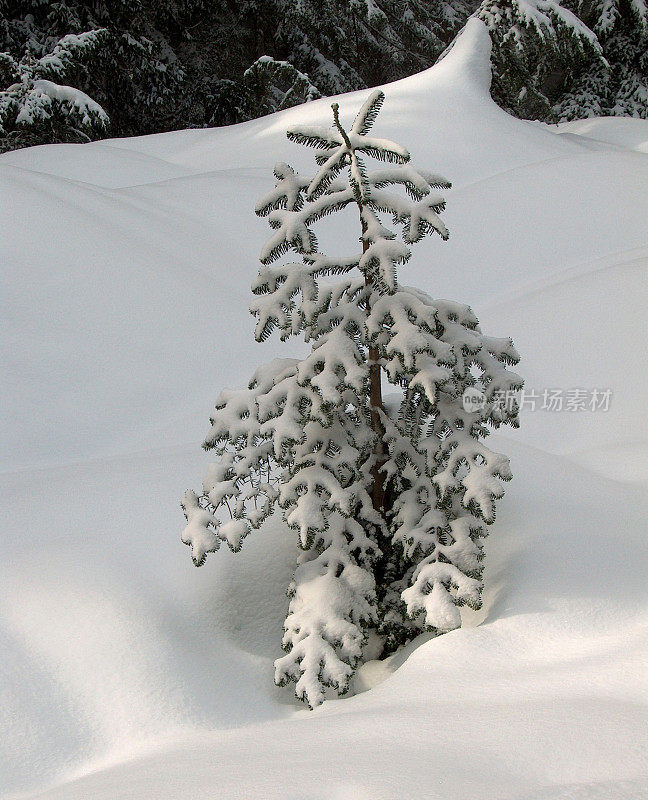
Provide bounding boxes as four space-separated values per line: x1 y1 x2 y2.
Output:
475 0 605 119
0 0 184 150
182 90 522 708
0 30 109 151
243 56 322 115
556 0 648 119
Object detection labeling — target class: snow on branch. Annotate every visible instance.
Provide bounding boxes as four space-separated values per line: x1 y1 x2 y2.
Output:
15 80 108 129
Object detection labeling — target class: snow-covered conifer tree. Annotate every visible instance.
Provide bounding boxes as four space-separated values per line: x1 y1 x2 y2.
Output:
243 56 322 114
182 90 522 707
0 0 184 151
0 31 109 151
476 0 605 119
556 0 648 119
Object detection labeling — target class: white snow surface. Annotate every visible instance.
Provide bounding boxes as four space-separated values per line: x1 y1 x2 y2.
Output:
1 19 647 800
552 116 648 153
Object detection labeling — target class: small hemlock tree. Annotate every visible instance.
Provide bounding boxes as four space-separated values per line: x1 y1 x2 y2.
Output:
182 90 522 708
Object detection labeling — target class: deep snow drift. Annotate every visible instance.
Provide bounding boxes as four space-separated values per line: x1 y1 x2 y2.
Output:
1 19 647 800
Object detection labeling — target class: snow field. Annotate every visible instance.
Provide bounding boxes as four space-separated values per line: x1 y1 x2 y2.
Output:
1 19 647 800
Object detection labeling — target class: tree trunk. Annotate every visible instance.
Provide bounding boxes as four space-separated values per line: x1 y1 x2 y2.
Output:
368 336 387 514
363 234 388 515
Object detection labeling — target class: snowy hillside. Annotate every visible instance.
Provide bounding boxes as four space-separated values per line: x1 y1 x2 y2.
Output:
1 19 647 800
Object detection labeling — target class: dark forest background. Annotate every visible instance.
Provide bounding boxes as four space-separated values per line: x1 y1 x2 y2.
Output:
1 0 645 151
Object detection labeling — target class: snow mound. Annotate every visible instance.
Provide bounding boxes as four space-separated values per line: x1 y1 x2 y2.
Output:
1 18 647 800
552 116 648 153
0 141 198 187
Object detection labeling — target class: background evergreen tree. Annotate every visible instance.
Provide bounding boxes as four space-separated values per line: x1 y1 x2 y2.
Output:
181 90 523 708
243 56 322 115
476 0 605 119
556 0 648 119
0 29 109 150
0 0 185 149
